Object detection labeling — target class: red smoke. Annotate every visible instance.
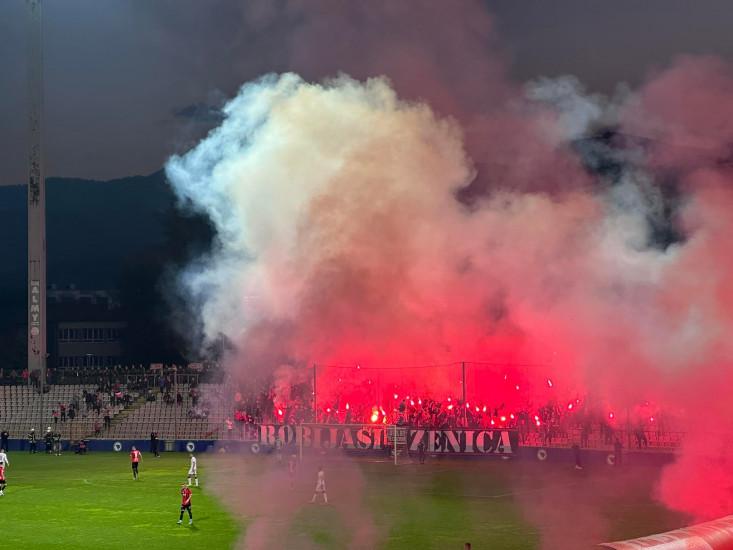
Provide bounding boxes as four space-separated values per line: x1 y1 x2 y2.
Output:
168 0 733 525
620 59 733 520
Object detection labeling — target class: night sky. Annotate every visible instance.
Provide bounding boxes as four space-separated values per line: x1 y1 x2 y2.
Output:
2 0 733 185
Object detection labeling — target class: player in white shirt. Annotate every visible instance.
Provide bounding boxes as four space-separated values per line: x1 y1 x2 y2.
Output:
0 449 9 496
310 465 328 504
187 453 198 487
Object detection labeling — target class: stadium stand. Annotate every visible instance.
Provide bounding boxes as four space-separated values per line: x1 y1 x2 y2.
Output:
105 384 230 440
0 366 685 450
0 383 127 439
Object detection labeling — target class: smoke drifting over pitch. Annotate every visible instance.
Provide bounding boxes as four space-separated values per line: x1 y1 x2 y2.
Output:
166 36 733 529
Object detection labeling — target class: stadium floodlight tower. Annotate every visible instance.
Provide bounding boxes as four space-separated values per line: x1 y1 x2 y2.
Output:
27 0 47 389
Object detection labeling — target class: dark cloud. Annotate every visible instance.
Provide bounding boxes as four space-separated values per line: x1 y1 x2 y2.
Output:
2 0 733 185
172 103 224 124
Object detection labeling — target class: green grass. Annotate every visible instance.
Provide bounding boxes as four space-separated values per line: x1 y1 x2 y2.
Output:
1 452 239 549
0 451 687 549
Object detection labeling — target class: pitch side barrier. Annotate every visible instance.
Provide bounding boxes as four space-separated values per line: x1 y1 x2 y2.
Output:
227 425 674 465
0 438 216 454
600 515 733 549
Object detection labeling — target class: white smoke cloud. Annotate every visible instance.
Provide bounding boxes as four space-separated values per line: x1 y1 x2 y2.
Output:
166 67 733 528
164 71 683 391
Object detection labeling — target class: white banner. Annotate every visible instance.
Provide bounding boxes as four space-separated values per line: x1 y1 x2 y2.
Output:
600 515 733 549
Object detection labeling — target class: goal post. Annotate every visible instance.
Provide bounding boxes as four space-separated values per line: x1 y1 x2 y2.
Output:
387 424 408 465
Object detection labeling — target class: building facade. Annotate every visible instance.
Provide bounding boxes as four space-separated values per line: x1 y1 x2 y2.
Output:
48 287 127 368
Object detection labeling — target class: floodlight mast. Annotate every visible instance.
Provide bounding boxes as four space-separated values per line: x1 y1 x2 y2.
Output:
27 0 47 390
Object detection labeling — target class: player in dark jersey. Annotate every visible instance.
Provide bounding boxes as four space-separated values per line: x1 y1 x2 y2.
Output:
177 484 193 525
130 446 142 480
28 428 37 453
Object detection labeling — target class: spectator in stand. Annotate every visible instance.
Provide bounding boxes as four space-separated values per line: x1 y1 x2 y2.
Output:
0 429 9 451
635 424 648 449
226 418 233 439
52 410 59 425
60 404 66 422
94 422 101 436
581 421 590 448
103 409 111 430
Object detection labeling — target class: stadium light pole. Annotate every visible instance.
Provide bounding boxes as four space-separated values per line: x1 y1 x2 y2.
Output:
312 364 317 423
462 362 467 426
27 0 47 391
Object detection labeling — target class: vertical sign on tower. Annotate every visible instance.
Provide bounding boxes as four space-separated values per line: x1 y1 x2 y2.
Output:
27 0 47 385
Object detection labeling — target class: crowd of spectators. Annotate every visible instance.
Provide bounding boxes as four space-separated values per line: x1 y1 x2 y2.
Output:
1 362 677 450
216 377 676 451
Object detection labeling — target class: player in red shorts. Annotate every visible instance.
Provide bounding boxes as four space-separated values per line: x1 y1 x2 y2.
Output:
130 446 142 480
0 448 8 496
177 484 193 525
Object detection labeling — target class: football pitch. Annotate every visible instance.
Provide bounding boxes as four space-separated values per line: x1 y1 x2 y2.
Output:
1 450 687 549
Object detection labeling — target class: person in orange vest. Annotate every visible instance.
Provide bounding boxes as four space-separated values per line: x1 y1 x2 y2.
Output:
130 446 142 480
